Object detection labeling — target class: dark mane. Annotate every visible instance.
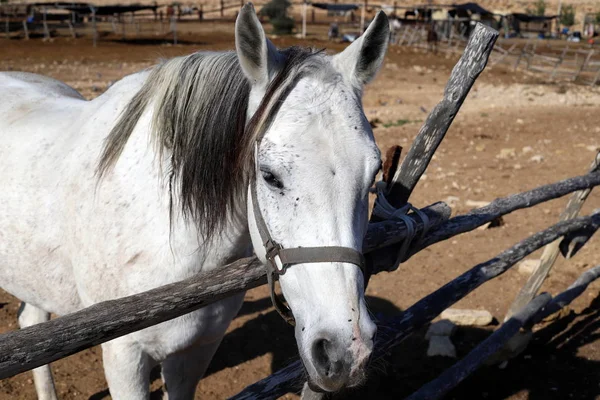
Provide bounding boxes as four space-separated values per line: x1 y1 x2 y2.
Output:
97 47 320 240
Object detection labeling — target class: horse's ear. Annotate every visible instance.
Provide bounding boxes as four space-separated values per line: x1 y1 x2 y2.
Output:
235 3 280 86
333 11 389 87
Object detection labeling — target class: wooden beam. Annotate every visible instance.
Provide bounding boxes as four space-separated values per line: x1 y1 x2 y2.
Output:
386 23 498 207
505 151 600 320
406 264 600 400
372 168 600 273
369 23 498 273
4 166 599 380
405 294 552 400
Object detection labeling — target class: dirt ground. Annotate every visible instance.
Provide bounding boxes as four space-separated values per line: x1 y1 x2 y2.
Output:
0 22 599 400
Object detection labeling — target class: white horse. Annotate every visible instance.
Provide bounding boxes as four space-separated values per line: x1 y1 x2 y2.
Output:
0 5 389 399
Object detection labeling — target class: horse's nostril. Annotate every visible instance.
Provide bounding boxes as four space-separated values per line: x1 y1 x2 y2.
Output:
311 336 348 381
312 338 331 374
329 360 343 377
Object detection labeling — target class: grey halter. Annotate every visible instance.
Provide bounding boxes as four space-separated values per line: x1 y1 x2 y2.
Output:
251 145 365 326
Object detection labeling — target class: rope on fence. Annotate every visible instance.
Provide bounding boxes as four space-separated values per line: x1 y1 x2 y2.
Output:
369 22 498 274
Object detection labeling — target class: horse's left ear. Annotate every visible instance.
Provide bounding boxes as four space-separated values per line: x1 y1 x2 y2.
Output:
235 3 281 86
333 11 389 87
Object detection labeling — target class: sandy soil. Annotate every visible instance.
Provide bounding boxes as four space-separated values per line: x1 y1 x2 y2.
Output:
0 23 599 400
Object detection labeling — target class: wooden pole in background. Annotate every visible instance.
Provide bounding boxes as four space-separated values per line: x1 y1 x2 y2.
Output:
360 0 365 33
302 0 307 38
172 15 177 44
505 151 600 320
91 6 97 47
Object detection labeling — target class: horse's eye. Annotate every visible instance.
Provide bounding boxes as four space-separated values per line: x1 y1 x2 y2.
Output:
261 170 283 189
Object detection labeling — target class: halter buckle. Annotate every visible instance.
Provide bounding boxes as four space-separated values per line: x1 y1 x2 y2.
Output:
265 240 287 275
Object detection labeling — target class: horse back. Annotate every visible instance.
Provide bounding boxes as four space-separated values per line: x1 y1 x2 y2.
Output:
0 71 84 100
0 72 88 315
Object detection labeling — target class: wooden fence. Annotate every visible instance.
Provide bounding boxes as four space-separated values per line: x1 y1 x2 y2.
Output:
393 22 600 86
0 22 599 400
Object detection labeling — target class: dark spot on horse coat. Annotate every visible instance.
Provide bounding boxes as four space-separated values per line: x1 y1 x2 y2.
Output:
125 252 143 266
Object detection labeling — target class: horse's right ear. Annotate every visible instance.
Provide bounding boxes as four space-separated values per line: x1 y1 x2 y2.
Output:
235 3 280 87
332 11 389 88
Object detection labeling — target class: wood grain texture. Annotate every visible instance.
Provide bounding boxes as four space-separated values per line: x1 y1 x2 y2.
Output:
386 23 499 206
505 152 600 319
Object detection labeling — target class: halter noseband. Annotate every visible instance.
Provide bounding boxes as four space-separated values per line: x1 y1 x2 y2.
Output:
251 145 365 326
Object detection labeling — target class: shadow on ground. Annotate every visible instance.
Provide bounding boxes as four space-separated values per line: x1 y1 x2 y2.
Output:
329 293 600 400
88 293 599 400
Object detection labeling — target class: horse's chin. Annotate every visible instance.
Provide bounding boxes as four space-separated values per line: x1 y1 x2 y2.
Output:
306 380 328 393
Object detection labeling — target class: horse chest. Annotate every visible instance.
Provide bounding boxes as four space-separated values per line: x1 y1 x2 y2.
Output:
133 292 245 360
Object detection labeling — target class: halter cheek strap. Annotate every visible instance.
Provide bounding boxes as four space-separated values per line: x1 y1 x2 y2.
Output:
251 146 365 326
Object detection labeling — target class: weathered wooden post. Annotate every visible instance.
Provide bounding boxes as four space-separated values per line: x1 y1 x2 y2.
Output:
22 20 29 40
360 0 365 33
573 49 595 82
301 0 307 38
171 15 177 44
89 6 97 47
505 151 600 319
42 7 49 39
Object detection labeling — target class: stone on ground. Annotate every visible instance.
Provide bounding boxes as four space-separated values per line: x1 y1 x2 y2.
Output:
441 308 494 326
425 319 457 339
517 259 540 275
427 335 457 358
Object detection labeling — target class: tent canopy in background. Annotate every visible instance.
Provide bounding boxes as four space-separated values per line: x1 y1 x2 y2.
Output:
450 2 493 16
311 3 359 12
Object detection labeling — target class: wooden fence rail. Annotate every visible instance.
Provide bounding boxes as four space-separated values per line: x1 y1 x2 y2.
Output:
231 213 600 399
0 202 450 379
405 264 600 400
5 164 598 380
394 24 600 86
506 151 600 319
